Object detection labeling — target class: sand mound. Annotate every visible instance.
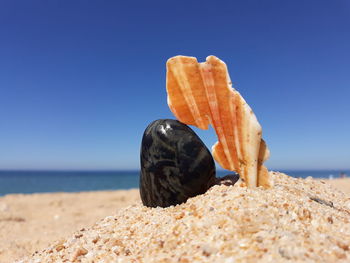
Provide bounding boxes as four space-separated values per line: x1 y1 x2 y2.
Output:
21 172 350 262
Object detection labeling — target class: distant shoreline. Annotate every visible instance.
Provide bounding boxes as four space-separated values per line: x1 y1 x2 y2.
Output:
0 170 349 196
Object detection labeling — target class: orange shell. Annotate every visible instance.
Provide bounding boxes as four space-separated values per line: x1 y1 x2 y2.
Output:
166 55 271 188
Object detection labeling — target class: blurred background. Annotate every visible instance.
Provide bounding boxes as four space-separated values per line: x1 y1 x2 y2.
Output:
1 0 349 194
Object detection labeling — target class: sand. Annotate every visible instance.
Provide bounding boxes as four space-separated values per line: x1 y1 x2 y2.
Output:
324 178 350 195
2 172 346 263
0 190 140 262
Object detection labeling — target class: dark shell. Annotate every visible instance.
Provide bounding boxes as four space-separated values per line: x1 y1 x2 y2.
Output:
140 119 216 208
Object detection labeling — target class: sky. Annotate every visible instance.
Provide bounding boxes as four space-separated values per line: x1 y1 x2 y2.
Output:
0 0 349 171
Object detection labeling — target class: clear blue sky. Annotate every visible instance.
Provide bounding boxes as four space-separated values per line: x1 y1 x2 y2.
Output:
0 0 349 170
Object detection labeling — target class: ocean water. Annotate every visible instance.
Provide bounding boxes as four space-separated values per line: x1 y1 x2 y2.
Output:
0 170 348 196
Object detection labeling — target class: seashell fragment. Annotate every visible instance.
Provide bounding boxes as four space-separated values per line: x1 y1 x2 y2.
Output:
166 55 272 188
140 119 216 207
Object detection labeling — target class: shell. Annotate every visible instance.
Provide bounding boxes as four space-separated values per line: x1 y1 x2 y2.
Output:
166 55 271 188
140 119 216 207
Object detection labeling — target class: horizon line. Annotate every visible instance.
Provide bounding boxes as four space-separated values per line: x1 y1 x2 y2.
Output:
0 168 349 172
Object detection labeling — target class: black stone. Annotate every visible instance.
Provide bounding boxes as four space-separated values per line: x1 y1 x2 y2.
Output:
215 173 240 186
140 119 216 208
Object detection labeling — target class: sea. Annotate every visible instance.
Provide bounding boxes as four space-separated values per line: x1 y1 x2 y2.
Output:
0 170 349 196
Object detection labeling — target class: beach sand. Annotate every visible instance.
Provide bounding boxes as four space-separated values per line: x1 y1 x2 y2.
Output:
324 178 350 195
1 173 349 262
0 190 140 262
